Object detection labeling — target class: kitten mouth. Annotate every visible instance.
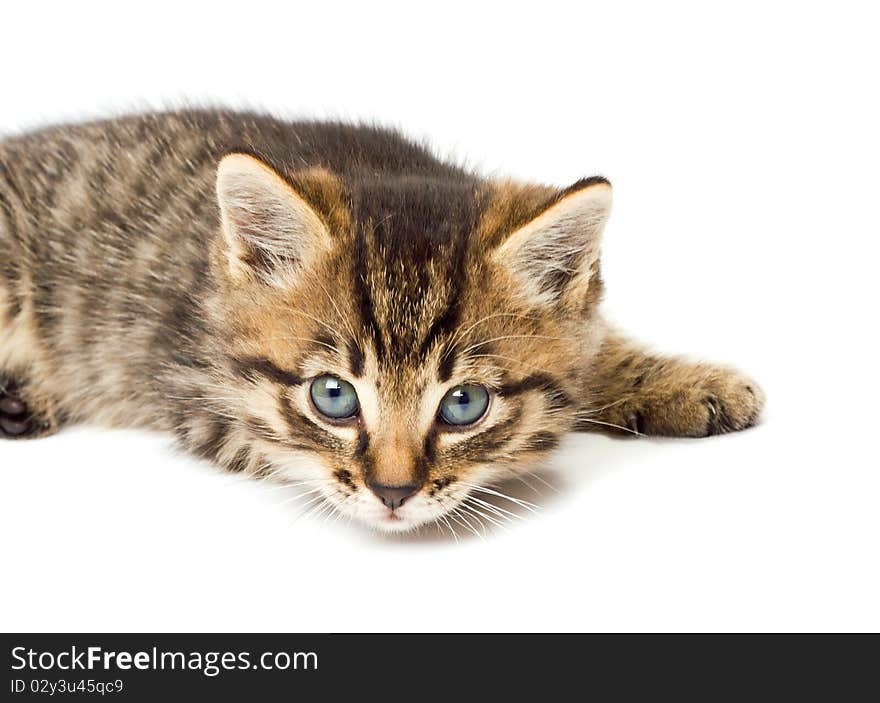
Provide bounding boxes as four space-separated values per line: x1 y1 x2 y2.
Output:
348 492 448 532
371 506 419 532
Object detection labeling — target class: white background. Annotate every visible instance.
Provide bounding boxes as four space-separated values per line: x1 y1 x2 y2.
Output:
1 1 878 632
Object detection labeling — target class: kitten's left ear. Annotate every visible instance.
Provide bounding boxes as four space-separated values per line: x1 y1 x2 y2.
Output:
215 153 335 284
493 178 612 308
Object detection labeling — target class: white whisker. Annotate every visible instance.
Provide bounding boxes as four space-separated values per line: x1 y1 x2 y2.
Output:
527 471 559 493
467 495 525 522
449 508 484 540
445 311 537 355
461 482 540 513
515 474 542 495
257 335 342 355
460 501 509 532
277 487 325 507
467 353 549 375
438 514 460 543
577 417 642 436
461 333 574 355
316 279 358 342
289 491 327 514
575 395 633 417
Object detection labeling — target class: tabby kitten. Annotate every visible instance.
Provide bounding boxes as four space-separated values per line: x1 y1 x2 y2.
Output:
0 110 763 532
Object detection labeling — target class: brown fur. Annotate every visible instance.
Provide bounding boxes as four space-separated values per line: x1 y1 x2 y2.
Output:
578 331 764 436
0 110 764 533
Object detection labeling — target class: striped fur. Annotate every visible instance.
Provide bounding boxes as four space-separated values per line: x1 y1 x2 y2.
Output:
0 110 764 532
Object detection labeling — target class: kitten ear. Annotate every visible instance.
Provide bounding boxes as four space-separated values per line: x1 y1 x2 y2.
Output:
494 178 612 307
215 153 333 283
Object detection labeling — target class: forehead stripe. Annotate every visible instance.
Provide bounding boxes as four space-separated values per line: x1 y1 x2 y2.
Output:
418 295 461 360
348 339 365 378
353 227 386 361
437 346 457 383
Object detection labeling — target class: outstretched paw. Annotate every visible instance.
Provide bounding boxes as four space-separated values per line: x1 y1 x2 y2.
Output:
0 383 57 439
608 367 764 438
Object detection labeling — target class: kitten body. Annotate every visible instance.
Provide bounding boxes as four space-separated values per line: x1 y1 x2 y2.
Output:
0 110 763 531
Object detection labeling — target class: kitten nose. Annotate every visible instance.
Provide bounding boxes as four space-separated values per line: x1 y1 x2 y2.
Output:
367 480 421 510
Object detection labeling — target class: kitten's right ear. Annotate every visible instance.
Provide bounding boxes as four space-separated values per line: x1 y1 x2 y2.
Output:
215 153 333 284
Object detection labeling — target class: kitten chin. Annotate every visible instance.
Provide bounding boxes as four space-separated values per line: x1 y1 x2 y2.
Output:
0 110 763 535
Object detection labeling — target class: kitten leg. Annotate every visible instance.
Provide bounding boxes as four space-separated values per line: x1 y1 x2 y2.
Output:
576 331 765 437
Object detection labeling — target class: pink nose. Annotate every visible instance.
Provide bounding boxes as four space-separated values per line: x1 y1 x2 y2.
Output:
366 481 421 509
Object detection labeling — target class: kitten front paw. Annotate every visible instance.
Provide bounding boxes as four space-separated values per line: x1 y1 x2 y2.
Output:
0 382 59 439
612 366 765 438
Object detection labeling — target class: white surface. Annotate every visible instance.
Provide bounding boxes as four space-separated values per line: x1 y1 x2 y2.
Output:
1 1 878 632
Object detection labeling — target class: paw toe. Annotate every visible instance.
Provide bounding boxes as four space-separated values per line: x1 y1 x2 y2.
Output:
0 415 33 436
0 394 28 416
0 388 55 439
0 390 34 436
626 412 645 435
703 376 764 436
704 396 738 435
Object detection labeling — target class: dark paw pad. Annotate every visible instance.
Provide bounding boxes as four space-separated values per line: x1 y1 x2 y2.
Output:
0 389 38 437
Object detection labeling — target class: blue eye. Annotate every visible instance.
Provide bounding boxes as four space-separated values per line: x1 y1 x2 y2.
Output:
310 375 359 419
438 384 490 426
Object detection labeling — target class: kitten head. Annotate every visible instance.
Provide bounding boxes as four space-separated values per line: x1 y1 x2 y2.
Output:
210 152 611 532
